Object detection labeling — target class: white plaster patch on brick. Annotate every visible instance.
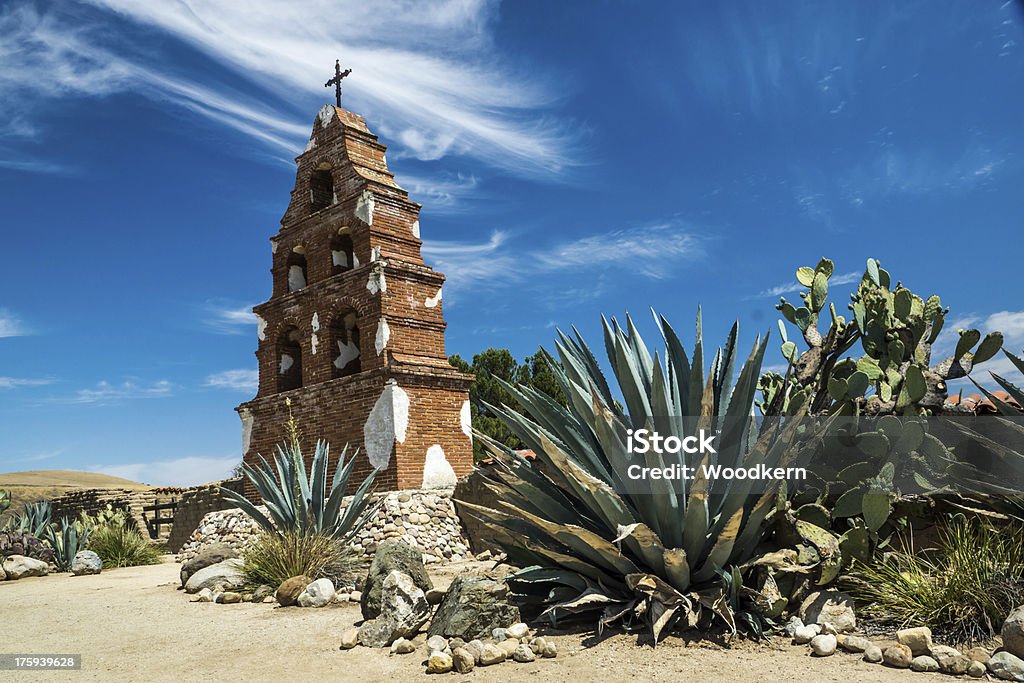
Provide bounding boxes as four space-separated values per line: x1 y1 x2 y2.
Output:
311 312 320 333
352 252 361 268
332 249 348 268
355 190 375 225
460 400 472 438
366 269 387 295
288 265 307 291
422 445 457 489
318 104 335 127
239 409 254 455
270 239 279 254
364 382 410 469
279 354 294 374
311 333 319 355
393 385 410 444
370 246 382 262
375 318 390 355
255 313 268 341
412 220 420 238
425 286 442 308
304 136 317 153
334 340 360 370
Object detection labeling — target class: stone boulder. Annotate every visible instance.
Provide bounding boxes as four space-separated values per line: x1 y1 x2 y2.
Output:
276 575 312 606
2 555 49 580
71 550 102 576
864 645 883 663
428 574 520 640
361 539 432 620
426 651 453 674
931 645 971 675
798 590 856 633
184 559 245 594
896 626 933 656
298 578 335 608
0 565 6 581
811 634 837 656
1004 605 1024 660
837 634 872 653
989 651 1024 681
180 542 239 586
883 643 913 668
911 655 940 672
357 571 431 647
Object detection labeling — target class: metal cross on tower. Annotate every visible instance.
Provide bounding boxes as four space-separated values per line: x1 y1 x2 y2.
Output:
325 59 352 107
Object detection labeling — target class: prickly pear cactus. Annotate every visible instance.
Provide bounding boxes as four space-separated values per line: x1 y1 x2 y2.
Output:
760 257 1003 417
755 258 1007 581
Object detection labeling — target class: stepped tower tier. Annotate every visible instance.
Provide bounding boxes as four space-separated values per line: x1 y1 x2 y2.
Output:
236 104 474 493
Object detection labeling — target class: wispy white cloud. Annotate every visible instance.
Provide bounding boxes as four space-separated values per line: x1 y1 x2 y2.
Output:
399 172 479 211
936 310 1024 391
94 455 238 487
755 271 860 298
842 145 1005 205
425 222 704 295
537 226 703 279
0 158 77 175
70 379 174 404
791 138 1006 231
11 449 63 464
0 377 52 390
0 1 579 177
204 303 256 335
205 369 258 393
0 309 30 337
985 310 1024 342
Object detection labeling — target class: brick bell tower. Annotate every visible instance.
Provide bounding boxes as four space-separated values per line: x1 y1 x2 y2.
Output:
235 95 474 493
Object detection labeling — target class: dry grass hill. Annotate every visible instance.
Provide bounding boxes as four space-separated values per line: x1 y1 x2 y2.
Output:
0 470 151 518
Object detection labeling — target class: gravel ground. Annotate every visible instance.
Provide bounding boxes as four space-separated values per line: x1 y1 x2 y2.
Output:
1 557 913 682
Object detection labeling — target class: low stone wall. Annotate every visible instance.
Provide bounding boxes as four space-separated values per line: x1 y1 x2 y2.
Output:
49 487 187 538
166 479 244 553
177 488 471 565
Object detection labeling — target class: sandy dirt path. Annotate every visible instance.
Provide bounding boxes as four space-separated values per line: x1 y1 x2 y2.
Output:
1 558 912 683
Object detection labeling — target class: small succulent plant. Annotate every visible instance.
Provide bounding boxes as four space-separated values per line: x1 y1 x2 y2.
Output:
0 529 55 564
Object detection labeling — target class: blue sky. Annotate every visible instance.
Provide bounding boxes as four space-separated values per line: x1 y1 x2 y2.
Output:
1 1 1022 485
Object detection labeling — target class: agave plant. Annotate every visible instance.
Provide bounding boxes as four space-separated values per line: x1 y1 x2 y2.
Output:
0 489 10 516
43 517 92 571
7 501 53 537
456 311 812 640
221 439 381 543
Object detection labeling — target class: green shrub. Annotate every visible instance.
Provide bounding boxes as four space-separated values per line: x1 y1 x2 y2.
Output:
241 530 357 589
87 521 161 568
844 515 1024 644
